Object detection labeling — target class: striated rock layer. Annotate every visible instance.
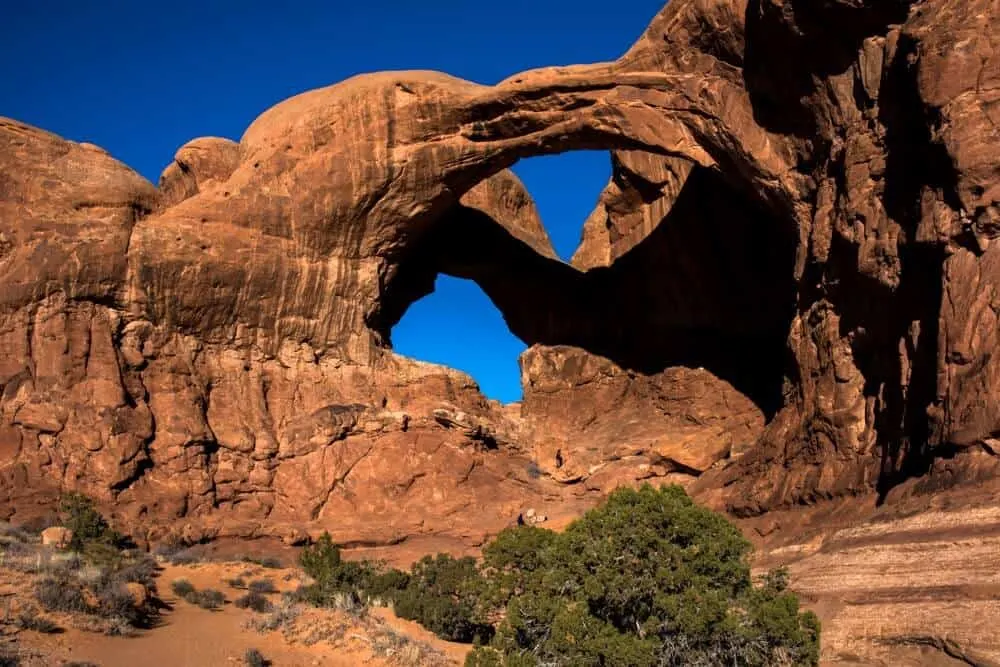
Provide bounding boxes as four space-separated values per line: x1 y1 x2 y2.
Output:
2 0 1000 662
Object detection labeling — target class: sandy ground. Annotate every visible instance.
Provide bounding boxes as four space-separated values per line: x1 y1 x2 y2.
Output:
11 561 469 667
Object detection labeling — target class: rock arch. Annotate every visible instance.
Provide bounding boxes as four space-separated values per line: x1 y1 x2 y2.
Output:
134 0 806 365
1 0 998 546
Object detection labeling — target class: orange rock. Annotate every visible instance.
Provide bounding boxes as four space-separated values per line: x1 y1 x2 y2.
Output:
124 581 149 608
40 526 73 549
1 2 1000 662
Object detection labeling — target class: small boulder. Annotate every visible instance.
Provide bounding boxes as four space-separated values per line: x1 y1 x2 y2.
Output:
41 526 73 549
125 582 149 607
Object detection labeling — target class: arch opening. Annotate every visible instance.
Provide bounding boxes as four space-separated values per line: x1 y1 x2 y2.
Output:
509 151 612 261
386 151 613 403
391 274 527 404
378 151 799 420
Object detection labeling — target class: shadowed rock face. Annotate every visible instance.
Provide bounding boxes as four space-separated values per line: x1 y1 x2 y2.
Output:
2 0 1000 658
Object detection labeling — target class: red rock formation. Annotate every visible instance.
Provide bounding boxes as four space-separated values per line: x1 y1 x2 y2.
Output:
2 0 997 529
519 345 765 485
2 2 1000 659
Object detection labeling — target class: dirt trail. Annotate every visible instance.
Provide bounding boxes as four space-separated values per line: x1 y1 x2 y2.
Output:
15 562 468 667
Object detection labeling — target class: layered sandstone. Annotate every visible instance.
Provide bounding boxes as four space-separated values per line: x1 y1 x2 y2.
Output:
746 481 1000 665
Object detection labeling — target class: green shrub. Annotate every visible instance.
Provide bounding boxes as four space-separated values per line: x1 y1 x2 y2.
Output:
34 577 88 614
468 484 820 667
186 589 225 610
15 610 61 634
248 579 276 594
227 576 247 589
171 579 196 598
298 533 404 603
241 555 282 569
60 493 120 553
367 568 411 600
393 554 491 644
298 533 343 587
296 537 486 641
235 591 274 613
244 648 270 667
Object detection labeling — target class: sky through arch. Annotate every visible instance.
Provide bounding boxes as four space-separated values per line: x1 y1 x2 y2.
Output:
393 151 612 403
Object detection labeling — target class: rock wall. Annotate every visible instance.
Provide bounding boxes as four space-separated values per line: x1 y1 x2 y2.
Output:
1 0 999 561
711 0 1000 514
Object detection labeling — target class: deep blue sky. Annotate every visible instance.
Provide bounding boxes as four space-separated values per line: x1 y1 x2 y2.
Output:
1 0 663 403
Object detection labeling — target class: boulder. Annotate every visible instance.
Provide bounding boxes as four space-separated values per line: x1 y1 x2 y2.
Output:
124 582 149 608
40 526 73 549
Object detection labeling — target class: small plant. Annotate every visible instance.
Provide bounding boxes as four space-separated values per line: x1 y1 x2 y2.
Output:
327 590 368 617
0 522 29 542
371 628 449 666
188 589 225 610
0 540 31 558
248 579 276 594
170 578 195 598
226 576 247 589
34 568 154 631
102 554 158 588
166 550 201 565
245 600 301 634
241 555 282 569
151 538 186 556
244 648 270 667
34 577 88 614
234 591 273 613
103 615 136 637
10 550 84 575
289 583 327 607
59 493 120 552
93 581 150 628
15 609 61 634
298 533 340 587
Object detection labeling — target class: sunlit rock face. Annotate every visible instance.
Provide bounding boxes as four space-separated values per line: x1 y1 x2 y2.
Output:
2 0 1000 660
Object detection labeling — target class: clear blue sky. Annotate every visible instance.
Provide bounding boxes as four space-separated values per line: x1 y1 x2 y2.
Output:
1 0 663 403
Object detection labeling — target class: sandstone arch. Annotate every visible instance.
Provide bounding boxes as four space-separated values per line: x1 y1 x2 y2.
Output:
5 1 1000 661
130 56 800 359
1 0 998 550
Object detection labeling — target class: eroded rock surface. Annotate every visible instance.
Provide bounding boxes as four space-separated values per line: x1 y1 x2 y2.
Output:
2 0 1000 663
746 483 1000 665
519 345 765 484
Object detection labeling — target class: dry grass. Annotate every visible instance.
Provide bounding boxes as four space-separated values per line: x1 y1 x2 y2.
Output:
244 598 301 634
0 525 158 639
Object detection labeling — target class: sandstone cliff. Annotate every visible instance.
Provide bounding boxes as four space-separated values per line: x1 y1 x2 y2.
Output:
2 0 1000 662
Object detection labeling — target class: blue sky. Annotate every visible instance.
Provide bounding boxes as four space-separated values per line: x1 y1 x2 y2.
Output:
1 0 663 403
